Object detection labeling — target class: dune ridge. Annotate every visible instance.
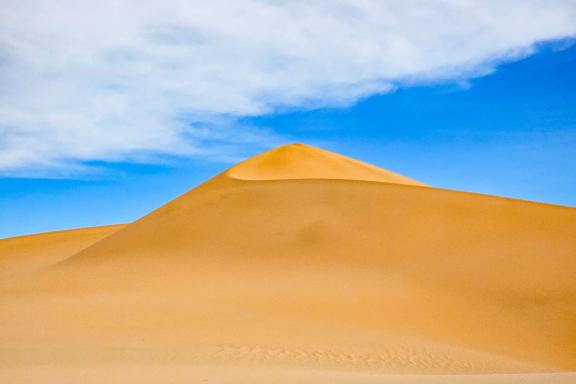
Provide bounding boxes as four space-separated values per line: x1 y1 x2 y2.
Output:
1 144 575 383
0 224 124 279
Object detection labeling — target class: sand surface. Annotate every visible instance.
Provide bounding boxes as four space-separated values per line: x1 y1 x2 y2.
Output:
0 224 124 279
1 144 575 383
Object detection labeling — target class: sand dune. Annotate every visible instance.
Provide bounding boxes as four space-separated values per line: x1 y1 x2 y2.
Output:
0 224 124 279
1 144 575 383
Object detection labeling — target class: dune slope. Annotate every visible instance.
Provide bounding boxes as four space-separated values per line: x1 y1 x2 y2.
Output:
1 144 575 382
0 224 124 279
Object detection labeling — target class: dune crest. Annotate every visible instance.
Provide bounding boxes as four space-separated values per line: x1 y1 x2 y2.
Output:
1 144 575 383
226 143 426 185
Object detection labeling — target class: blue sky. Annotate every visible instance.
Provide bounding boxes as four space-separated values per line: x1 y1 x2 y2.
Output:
1 2 576 238
1 42 575 238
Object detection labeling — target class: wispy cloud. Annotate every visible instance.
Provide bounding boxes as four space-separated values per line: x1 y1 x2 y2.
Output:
1 0 575 174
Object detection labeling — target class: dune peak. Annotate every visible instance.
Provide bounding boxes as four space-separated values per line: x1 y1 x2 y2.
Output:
225 143 426 186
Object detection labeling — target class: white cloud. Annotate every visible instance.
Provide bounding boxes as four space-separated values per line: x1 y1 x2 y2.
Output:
1 0 575 174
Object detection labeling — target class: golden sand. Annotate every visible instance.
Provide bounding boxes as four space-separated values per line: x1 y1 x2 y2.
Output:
1 144 575 383
0 224 124 279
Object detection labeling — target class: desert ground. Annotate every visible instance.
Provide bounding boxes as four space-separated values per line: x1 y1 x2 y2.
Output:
1 144 575 383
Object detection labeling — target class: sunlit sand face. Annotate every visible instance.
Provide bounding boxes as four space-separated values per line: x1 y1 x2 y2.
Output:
1 144 575 383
